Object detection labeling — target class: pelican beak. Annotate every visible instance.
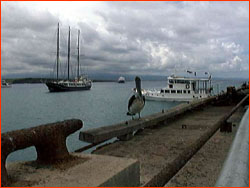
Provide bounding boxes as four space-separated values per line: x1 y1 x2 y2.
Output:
135 76 142 96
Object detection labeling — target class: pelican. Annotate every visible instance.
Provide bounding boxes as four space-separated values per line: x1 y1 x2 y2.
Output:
127 76 145 119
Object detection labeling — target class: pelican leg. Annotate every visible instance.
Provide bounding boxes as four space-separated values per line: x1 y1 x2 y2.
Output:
132 116 134 120
139 113 141 119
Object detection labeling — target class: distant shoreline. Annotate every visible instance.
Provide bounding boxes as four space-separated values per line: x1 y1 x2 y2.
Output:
3 77 248 84
4 78 118 84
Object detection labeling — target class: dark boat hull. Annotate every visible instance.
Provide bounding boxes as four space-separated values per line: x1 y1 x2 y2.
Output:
46 82 91 92
118 80 125 83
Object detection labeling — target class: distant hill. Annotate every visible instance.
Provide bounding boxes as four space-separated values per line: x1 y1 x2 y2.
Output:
5 78 51 84
5 78 116 84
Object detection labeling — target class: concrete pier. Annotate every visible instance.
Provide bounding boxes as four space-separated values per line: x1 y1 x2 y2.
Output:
165 106 248 187
6 154 140 187
92 92 248 186
215 108 249 187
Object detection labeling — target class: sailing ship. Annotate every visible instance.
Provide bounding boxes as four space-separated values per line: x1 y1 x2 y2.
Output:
46 23 92 92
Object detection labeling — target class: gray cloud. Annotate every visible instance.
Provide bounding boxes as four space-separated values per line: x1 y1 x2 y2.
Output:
1 1 249 79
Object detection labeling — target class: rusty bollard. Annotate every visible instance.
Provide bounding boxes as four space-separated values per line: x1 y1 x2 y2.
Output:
1 119 83 186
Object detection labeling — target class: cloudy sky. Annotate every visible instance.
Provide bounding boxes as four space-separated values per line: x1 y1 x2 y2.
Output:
1 1 249 79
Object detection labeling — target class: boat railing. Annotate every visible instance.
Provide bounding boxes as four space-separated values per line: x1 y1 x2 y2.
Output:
194 88 212 94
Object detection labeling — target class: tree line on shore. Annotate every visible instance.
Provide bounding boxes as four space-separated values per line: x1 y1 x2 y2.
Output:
4 78 115 84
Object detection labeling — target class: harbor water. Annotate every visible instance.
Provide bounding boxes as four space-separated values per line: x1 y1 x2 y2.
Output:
1 79 246 162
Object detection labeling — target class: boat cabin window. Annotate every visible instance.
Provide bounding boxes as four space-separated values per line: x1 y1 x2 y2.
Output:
188 90 190 94
169 79 174 83
169 84 173 88
161 89 164 93
192 82 196 90
176 80 189 84
171 90 176 93
177 90 182 94
183 90 186 94
165 90 170 93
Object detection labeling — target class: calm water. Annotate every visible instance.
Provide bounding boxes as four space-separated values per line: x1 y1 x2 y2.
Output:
1 79 246 162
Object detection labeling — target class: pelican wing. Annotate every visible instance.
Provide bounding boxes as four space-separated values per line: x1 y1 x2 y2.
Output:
128 95 136 110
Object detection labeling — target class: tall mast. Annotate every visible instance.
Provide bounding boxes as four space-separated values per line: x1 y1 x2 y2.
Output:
77 30 80 80
56 23 60 81
67 26 70 81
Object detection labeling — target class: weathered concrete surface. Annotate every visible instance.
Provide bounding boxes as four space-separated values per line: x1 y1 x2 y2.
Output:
215 108 249 187
165 106 246 187
93 104 246 186
6 154 140 187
